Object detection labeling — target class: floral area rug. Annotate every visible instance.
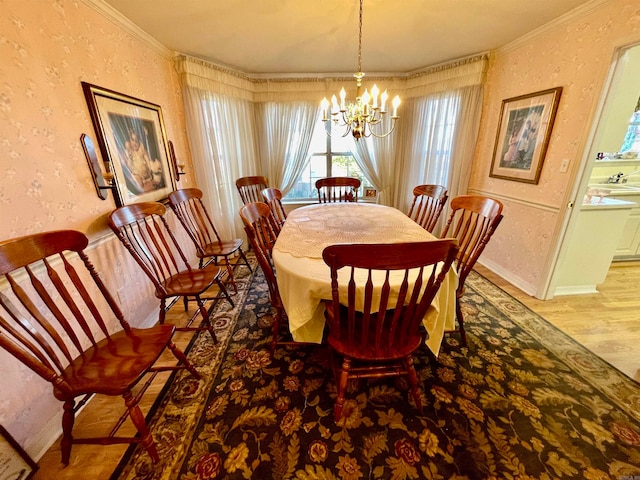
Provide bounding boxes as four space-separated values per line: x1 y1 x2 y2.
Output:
112 266 640 480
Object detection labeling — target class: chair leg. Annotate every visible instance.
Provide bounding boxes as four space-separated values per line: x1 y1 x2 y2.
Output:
456 297 467 347
238 247 253 273
216 279 235 308
334 357 351 423
167 341 201 379
270 307 283 357
159 299 167 324
195 295 218 343
60 400 75 465
224 257 238 294
123 390 159 463
404 355 423 414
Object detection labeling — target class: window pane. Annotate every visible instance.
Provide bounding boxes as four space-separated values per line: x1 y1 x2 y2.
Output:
286 155 327 199
330 125 355 153
284 118 374 201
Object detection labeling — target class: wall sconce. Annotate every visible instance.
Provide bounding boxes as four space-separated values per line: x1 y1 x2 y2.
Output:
81 133 116 200
168 140 186 181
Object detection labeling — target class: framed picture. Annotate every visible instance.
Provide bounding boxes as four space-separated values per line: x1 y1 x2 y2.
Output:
0 426 38 480
489 87 562 184
82 82 175 206
364 187 377 198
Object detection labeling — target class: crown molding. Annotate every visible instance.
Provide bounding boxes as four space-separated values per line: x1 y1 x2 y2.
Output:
499 0 610 54
79 0 173 58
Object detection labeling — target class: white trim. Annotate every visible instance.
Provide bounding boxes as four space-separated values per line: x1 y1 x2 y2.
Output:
79 0 173 58
498 0 610 55
467 188 560 213
477 257 537 297
554 285 599 296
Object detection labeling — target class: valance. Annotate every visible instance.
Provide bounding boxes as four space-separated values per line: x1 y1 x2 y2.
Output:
175 53 488 103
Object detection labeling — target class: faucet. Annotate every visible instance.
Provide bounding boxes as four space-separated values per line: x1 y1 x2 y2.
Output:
608 172 624 183
608 170 640 183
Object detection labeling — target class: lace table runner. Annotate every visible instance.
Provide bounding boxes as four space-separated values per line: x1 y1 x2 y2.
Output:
275 203 432 258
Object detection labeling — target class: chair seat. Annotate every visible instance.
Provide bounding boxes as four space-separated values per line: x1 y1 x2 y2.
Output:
324 303 424 361
57 325 176 398
200 238 243 258
159 264 222 298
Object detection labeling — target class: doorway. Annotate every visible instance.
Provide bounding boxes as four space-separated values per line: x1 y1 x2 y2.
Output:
546 42 640 299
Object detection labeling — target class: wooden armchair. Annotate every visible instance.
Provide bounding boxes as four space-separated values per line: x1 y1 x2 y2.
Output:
0 230 200 465
315 177 361 203
441 195 504 347
407 184 448 233
109 202 234 342
322 240 458 422
236 176 269 205
239 202 287 355
262 187 287 229
168 188 252 294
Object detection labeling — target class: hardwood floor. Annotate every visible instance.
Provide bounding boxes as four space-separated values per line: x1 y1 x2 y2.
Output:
32 262 640 479
474 260 640 382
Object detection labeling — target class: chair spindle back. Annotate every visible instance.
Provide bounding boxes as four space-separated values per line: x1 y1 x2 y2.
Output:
407 184 448 233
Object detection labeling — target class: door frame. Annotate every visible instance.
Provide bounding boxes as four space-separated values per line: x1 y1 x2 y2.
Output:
541 41 640 299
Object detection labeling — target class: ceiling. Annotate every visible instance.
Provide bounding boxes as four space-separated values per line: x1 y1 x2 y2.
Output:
103 0 592 75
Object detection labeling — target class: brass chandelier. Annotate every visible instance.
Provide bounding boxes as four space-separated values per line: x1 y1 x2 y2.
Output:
320 0 400 140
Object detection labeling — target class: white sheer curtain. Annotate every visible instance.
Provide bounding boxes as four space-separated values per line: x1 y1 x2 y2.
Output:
350 115 398 205
255 101 319 195
182 86 259 240
393 85 483 219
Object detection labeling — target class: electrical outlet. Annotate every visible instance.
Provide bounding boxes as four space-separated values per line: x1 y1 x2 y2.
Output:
116 287 126 304
559 159 569 173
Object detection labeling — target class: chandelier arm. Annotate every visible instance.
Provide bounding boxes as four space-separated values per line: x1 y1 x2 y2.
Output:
367 120 398 139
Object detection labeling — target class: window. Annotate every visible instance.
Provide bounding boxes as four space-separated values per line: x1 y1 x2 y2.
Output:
621 102 640 153
284 120 372 200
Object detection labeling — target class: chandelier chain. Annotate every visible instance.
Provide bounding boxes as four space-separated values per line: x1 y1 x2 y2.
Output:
357 0 363 73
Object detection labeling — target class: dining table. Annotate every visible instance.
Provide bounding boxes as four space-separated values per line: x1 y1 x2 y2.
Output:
271 202 459 356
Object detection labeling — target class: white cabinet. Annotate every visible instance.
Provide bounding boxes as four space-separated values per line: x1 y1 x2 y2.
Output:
608 192 640 258
555 198 635 296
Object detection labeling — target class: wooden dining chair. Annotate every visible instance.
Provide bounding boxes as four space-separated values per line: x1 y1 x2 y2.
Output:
0 230 200 465
168 188 252 294
322 239 459 422
441 195 504 347
109 202 234 342
239 202 288 355
315 177 361 203
236 176 269 205
262 187 287 229
407 184 449 233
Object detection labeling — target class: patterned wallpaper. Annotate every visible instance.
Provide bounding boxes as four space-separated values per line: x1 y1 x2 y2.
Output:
0 0 195 458
0 0 193 240
469 0 640 294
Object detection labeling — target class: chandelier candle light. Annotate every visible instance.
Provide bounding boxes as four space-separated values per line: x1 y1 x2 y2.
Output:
321 0 400 140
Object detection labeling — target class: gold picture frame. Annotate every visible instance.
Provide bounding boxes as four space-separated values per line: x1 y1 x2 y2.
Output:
489 87 562 184
0 426 38 480
82 82 176 206
364 187 377 198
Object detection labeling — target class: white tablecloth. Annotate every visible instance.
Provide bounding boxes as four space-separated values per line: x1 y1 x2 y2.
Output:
272 203 458 356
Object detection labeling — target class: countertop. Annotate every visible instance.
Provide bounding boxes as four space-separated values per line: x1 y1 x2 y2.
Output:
581 196 637 210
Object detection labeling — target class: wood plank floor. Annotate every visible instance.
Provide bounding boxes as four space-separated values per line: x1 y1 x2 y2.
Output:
32 262 640 479
474 261 640 382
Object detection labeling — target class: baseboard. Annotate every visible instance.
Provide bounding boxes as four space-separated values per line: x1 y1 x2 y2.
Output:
553 285 599 296
477 258 538 297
